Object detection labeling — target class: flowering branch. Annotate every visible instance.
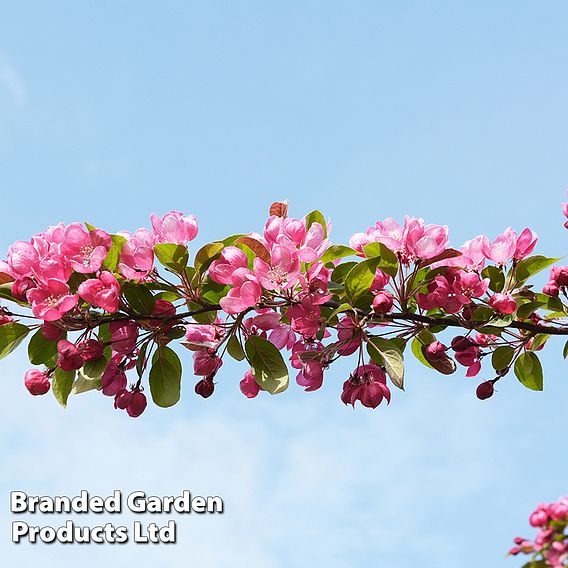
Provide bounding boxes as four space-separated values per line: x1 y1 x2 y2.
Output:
1 199 568 418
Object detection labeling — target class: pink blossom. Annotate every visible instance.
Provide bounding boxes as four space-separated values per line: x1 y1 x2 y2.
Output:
513 228 538 260
240 369 262 398
489 293 517 315
287 298 322 339
5 240 38 279
424 341 447 361
78 271 120 312
77 339 104 362
109 320 139 354
296 359 324 391
403 217 449 261
118 228 156 281
193 349 222 376
337 316 362 355
268 324 296 350
11 277 36 301
372 290 394 314
341 363 390 409
42 322 63 341
101 359 127 396
299 261 331 304
219 267 262 314
115 387 147 417
60 223 112 273
456 236 486 270
27 278 78 321
253 245 300 290
563 198 568 229
24 369 51 396
299 221 329 262
209 246 249 285
481 228 517 265
150 211 198 244
370 269 390 293
184 321 224 350
57 340 85 371
290 340 324 370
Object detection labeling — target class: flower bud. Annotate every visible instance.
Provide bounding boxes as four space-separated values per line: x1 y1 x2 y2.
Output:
372 290 394 314
42 322 63 341
24 369 50 396
488 293 517 315
57 340 84 371
195 377 215 398
77 339 104 362
543 281 560 297
127 390 147 417
476 381 495 400
114 388 133 410
451 335 474 352
424 341 447 362
239 369 261 398
11 277 35 302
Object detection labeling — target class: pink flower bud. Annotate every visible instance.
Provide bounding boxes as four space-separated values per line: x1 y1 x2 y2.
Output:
489 293 517 315
77 339 104 362
42 322 63 341
424 341 447 361
109 320 138 355
57 340 84 371
195 377 215 398
550 266 568 287
543 281 560 297
11 277 36 301
529 509 549 528
193 349 222 376
476 381 495 400
239 369 262 398
372 290 394 314
101 359 127 396
127 390 147 417
24 369 50 396
114 388 133 410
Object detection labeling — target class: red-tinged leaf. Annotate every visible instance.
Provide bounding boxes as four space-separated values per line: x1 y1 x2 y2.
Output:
0 272 14 285
269 201 288 218
419 248 462 268
235 236 271 264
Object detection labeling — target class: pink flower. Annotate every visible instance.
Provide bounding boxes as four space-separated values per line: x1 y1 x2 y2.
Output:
299 261 331 304
403 217 449 261
115 387 147 417
337 316 361 355
101 359 127 396
11 277 36 301
42 322 63 341
109 320 139 354
481 228 517 265
424 341 447 361
543 281 560 296
513 228 538 260
6 240 39 279
287 298 322 339
370 269 390 293
209 246 249 285
193 349 222 376
240 369 263 398
60 223 112 274
299 220 329 262
296 359 325 391
219 268 262 314
268 325 296 350
24 369 51 396
253 245 300 290
118 228 156 281
341 363 390 409
78 271 120 312
150 211 198 244
489 293 517 315
77 339 104 362
529 508 549 528
184 322 224 350
550 266 568 287
27 278 78 321
57 340 84 371
372 290 394 314
563 197 568 229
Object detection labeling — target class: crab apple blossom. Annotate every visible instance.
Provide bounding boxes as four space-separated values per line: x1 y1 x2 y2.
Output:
372 290 394 314
240 369 263 398
488 292 517 315
109 321 139 355
60 223 112 274
27 278 78 321
193 349 222 376
118 228 156 281
24 369 51 396
57 340 85 371
78 271 120 313
101 359 127 397
150 211 198 245
218 267 262 314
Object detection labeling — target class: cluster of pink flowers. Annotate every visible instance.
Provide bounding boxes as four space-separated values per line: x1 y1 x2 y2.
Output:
510 496 568 567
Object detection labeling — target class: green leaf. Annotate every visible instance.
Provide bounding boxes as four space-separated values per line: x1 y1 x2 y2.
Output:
52 368 76 407
28 329 58 366
0 323 30 360
563 340 568 359
154 243 189 273
194 242 225 272
366 336 405 390
136 342 149 378
245 335 289 395
514 352 543 391
331 261 357 286
227 334 246 361
320 245 358 265
123 283 156 314
515 255 561 284
82 357 108 379
149 346 182 407
71 372 102 395
491 346 514 371
344 258 380 302
325 302 353 322
516 300 545 320
362 242 399 277
481 265 505 293
102 234 127 272
305 210 328 239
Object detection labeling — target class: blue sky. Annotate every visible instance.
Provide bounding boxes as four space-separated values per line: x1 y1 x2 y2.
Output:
1 2 568 567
